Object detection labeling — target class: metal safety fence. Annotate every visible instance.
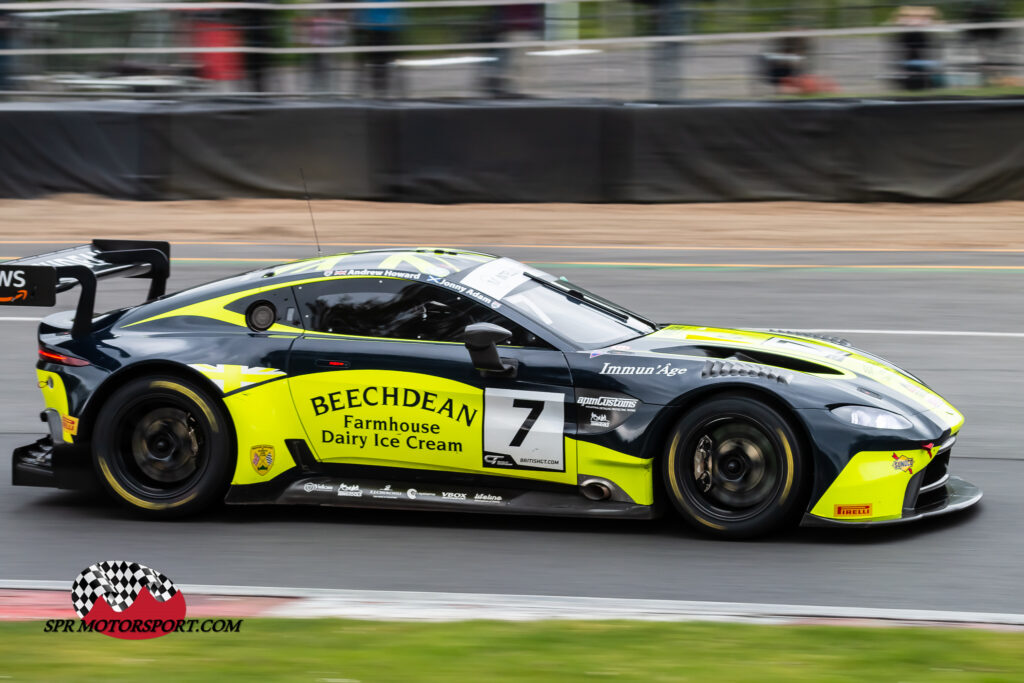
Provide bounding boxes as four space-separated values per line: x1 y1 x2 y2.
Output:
0 0 1022 99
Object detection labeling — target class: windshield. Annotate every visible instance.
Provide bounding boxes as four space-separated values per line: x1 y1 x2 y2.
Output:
505 282 655 348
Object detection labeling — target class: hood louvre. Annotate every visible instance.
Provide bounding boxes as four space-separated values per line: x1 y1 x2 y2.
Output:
702 360 793 384
652 344 844 376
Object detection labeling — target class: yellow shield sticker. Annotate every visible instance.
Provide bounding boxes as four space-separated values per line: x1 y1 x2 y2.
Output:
250 444 275 476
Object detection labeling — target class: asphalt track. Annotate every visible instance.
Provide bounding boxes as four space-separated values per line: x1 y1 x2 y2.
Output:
0 242 1021 613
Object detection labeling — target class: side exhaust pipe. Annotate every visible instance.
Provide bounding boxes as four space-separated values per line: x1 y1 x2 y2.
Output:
580 478 612 501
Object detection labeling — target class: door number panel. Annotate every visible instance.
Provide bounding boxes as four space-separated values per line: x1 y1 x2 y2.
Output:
483 388 565 472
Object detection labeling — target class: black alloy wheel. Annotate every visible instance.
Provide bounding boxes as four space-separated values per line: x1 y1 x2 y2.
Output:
663 394 808 538
92 375 233 517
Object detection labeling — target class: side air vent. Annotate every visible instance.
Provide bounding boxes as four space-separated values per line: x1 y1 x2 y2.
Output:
769 330 852 347
702 360 793 384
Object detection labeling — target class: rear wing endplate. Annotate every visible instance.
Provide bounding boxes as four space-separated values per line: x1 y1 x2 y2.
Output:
0 240 170 338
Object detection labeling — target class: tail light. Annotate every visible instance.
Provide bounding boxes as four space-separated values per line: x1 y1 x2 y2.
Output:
38 345 90 367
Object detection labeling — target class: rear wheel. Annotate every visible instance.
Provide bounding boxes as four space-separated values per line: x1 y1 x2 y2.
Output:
662 394 807 539
92 375 233 518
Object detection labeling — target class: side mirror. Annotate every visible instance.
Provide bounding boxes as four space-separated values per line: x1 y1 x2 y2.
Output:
463 322 516 375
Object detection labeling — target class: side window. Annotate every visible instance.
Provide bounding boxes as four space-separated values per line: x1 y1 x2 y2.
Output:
294 279 548 347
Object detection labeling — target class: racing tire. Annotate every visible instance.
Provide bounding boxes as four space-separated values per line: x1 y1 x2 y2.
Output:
662 394 808 539
92 375 234 518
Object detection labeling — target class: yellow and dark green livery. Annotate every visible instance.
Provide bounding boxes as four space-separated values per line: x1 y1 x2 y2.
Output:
3 240 981 538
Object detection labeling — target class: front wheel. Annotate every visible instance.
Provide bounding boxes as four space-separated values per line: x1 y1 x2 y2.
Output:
92 375 233 518
662 394 808 539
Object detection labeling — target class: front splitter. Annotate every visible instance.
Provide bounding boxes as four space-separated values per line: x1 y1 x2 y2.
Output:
801 476 982 528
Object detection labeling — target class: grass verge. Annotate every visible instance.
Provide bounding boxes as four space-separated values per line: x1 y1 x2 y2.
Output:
2 619 1024 681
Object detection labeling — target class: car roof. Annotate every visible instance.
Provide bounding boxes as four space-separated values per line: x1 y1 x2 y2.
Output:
255 248 497 283
114 248 506 328
136 248 502 311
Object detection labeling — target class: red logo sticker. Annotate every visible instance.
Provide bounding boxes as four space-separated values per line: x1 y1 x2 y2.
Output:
834 504 873 517
892 453 914 474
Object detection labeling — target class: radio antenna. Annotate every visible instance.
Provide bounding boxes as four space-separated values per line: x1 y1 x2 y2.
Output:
299 168 322 257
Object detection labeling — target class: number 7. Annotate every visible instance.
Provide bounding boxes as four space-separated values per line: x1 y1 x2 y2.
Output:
509 399 545 448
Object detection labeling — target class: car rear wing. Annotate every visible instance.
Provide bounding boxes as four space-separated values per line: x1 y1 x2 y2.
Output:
0 240 170 338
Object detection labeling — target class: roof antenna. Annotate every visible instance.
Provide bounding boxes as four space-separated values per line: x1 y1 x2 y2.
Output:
300 168 322 257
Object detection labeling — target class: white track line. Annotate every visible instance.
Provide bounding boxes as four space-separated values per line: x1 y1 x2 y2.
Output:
1 581 1021 625
793 329 1024 338
0 317 43 322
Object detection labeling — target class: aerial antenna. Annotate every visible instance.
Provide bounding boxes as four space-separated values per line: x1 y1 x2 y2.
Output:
299 168 322 257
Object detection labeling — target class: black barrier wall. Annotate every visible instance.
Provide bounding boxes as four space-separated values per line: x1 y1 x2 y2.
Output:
2 99 1024 202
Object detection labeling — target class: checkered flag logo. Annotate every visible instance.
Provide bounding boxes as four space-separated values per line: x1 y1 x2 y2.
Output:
71 561 179 619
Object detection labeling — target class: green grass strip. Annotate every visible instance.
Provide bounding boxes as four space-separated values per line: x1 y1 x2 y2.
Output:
2 618 1024 681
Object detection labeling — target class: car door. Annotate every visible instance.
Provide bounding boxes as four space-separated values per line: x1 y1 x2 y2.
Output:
286 275 577 487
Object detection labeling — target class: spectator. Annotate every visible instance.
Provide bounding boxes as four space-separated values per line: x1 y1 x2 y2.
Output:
758 34 838 96
647 0 684 100
761 35 808 91
239 8 273 92
889 6 944 91
480 4 543 97
354 0 404 98
192 11 245 88
0 11 11 95
303 11 346 93
964 0 1007 85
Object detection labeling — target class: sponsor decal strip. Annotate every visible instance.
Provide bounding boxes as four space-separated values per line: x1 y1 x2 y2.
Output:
3 582 1024 628
296 478 506 505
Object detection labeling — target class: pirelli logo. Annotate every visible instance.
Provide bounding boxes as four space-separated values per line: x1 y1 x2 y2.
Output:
61 415 79 436
834 504 873 517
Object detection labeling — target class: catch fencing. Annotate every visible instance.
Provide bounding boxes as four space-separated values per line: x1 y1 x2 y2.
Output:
1 1 1023 99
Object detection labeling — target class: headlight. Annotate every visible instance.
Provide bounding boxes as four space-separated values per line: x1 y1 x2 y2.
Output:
830 405 912 430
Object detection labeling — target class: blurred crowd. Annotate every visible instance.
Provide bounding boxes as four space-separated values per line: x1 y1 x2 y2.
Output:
0 0 1021 99
759 1 1019 95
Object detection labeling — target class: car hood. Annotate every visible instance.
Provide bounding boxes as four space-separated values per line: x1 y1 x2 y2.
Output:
600 325 963 432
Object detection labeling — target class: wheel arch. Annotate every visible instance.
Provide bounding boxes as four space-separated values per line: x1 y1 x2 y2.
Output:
651 382 817 511
78 360 230 443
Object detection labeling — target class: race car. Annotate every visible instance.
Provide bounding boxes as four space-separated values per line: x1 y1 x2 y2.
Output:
2 240 981 538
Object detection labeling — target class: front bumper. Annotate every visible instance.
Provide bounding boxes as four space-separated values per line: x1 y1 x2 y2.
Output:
801 475 981 527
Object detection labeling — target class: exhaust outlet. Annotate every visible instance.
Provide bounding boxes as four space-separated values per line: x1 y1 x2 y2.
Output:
580 479 612 501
